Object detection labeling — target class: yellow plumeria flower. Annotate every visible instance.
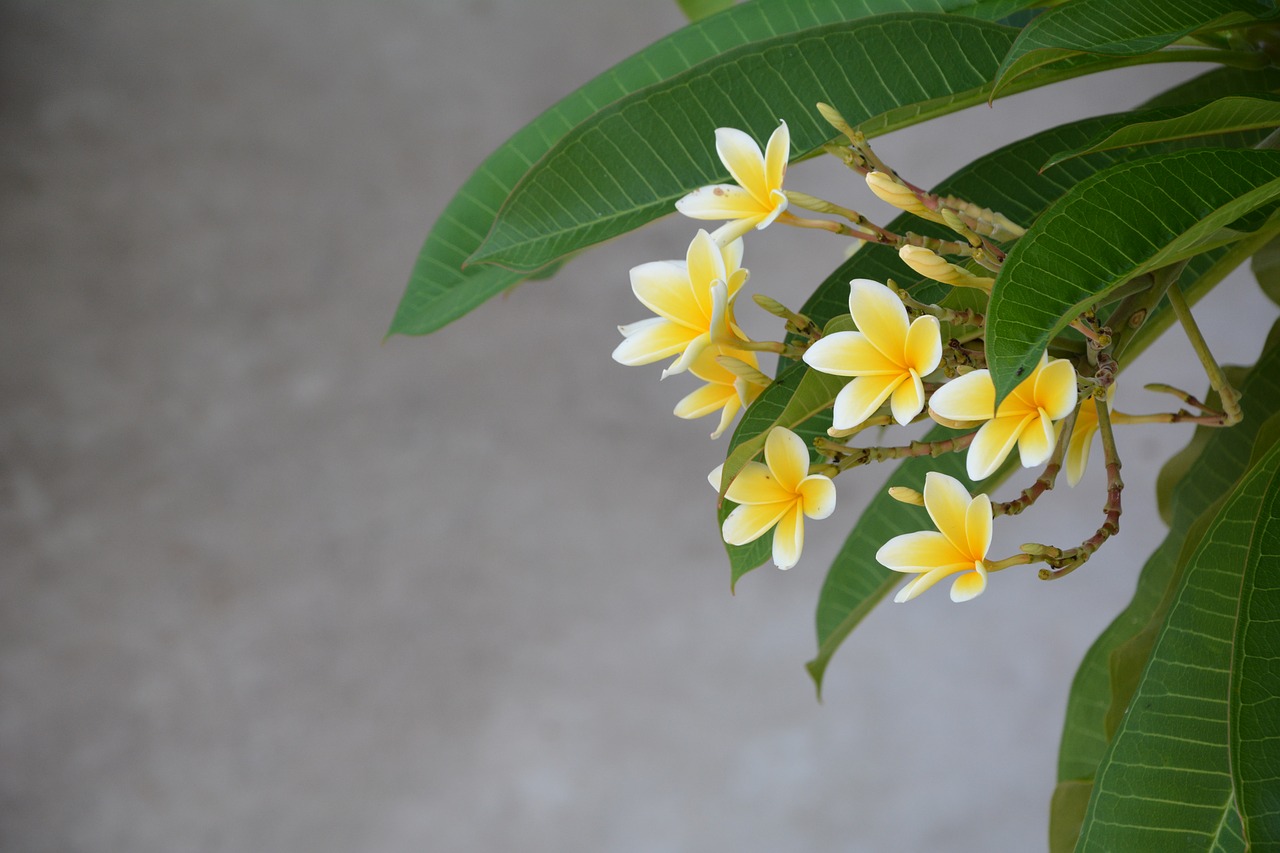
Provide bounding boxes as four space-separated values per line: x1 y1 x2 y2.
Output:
675 347 766 439
676 121 790 245
612 230 748 377
801 278 942 429
928 352 1077 481
877 471 992 603
1065 383 1116 487
708 426 837 570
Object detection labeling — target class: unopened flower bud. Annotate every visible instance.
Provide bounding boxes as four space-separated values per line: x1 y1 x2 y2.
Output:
888 486 925 506
866 171 939 220
899 246 994 292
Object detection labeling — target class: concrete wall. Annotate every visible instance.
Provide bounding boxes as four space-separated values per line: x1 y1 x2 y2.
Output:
3 2 1275 851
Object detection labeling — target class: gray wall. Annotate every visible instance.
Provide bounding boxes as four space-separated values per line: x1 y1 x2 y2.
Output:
3 2 1274 851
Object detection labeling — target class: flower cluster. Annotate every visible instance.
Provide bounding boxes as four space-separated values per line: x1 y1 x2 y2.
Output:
613 107 1211 601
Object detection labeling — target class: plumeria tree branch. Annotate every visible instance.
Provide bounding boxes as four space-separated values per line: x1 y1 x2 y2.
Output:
1167 279 1243 427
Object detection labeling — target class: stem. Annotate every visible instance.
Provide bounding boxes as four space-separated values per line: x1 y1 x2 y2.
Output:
1167 281 1243 426
817 430 977 472
1039 400 1123 580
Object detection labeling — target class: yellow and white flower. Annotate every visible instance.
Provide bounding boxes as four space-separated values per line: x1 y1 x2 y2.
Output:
674 347 766 439
676 121 790 245
928 352 1077 481
802 278 941 429
877 471 992 603
708 426 836 570
612 230 748 377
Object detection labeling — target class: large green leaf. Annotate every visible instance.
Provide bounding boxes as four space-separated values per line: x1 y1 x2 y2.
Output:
675 0 735 22
1076 438 1280 853
1141 66 1280 111
990 0 1276 97
469 14 1130 272
986 148 1280 404
1042 95 1280 170
389 0 1027 336
1253 233 1280 305
1229 434 1280 847
1056 322 1280 789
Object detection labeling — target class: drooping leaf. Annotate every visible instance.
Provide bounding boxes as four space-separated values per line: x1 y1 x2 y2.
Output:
1141 65 1280 111
990 0 1277 98
469 14 1132 272
674 0 735 22
1076 438 1280 853
1042 95 1280 170
389 0 1029 336
986 148 1280 405
1054 325 1280 835
1049 779 1093 853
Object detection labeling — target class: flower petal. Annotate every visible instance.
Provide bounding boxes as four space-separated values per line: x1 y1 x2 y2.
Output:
772 504 804 570
803 331 903 377
660 331 711 378
876 530 969 573
686 230 727 320
630 260 701 328
1034 357 1079 421
967 413 1033 481
715 127 769 206
894 565 960 603
923 471 973 556
1004 352 1046 413
929 369 995 423
1066 406 1099 488
848 279 909 363
904 314 942 375
764 426 810 492
763 120 789 195
724 460 793 505
797 474 837 520
965 494 992 561
709 398 739 439
676 185 767 222
1017 409 1057 469
612 317 695 366
722 500 790 546
833 374 903 431
889 369 925 426
674 382 735 420
949 563 988 602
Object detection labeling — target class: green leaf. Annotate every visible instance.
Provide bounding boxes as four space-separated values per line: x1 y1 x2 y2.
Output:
389 0 1025 336
1076 439 1280 852
1043 95 1280 170
1141 66 1280 111
1253 233 1280 305
1230 429 1280 848
990 0 1276 98
1056 322 1280 791
470 14 1105 272
1050 779 1093 853
674 0 735 22
804 428 1014 693
986 148 1280 405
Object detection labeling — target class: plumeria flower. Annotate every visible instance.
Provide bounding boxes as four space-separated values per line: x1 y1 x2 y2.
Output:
877 471 992 603
1065 383 1117 487
928 352 1077 481
675 346 767 439
676 121 790 245
802 278 942 429
612 230 748 377
708 426 836 570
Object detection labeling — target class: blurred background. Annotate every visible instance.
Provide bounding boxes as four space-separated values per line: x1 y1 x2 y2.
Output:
3 2 1276 851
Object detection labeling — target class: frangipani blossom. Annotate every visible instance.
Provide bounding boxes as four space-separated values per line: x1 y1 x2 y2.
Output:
676 121 790 245
877 472 992 603
675 347 766 439
928 352 1077 481
802 278 941 429
613 230 748 377
708 426 836 570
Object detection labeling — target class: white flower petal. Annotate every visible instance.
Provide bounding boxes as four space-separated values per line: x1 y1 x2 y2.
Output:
848 279 909 362
772 505 804 570
949 564 988 602
612 317 696 366
965 494 992 561
929 369 995 423
764 426 810 493
967 413 1032 480
876 530 969 573
724 461 792 505
722 500 790 546
798 474 837 520
904 314 942 375
889 369 925 426
763 120 789 193
1035 357 1079 421
715 127 769 206
629 260 701 328
1016 410 1057 469
833 374 903 431
803 331 902 377
676 185 766 222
